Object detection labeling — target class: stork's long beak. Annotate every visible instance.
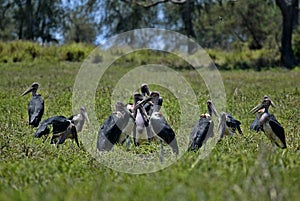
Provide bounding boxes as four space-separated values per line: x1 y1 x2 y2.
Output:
134 96 152 110
209 101 219 117
21 86 34 96
218 112 227 138
250 103 264 114
270 102 276 108
264 95 276 108
72 126 80 147
83 111 90 125
122 106 136 121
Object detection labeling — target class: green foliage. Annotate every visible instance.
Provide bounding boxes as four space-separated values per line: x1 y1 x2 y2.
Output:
0 41 95 63
208 48 280 70
1 0 65 41
98 0 159 38
0 57 300 200
0 41 284 70
160 0 281 51
58 43 95 62
292 27 300 61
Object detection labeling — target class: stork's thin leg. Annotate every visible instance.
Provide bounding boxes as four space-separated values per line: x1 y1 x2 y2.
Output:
126 135 131 150
42 135 49 143
133 124 138 146
160 140 164 163
146 126 152 142
50 136 57 144
70 139 74 149
237 126 243 135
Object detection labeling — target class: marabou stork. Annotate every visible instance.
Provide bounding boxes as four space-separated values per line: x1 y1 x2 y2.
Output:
141 83 151 97
68 106 90 132
149 91 179 156
97 101 134 151
21 82 44 127
218 112 243 138
132 92 152 146
250 96 287 149
188 100 218 152
34 115 79 147
140 83 153 114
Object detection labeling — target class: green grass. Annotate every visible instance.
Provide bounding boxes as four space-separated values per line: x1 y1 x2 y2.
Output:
0 58 299 201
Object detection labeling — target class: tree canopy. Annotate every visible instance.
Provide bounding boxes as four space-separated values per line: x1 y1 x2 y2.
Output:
0 0 299 68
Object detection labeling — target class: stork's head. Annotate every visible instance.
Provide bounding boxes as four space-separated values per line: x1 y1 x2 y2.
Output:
133 92 143 105
250 95 275 113
150 91 160 104
80 106 90 124
115 101 126 112
141 83 150 96
207 100 218 117
262 96 275 108
21 82 39 96
200 113 211 120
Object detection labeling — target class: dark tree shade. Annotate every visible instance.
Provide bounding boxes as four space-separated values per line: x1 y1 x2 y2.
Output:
276 0 298 68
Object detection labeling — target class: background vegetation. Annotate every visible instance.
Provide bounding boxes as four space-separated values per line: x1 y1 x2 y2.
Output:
0 0 299 68
0 41 284 70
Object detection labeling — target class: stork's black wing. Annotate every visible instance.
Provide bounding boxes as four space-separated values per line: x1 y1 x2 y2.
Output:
58 125 79 147
269 114 282 126
226 114 243 134
68 114 75 121
28 95 44 127
250 113 262 132
269 116 287 149
150 114 179 154
34 116 67 138
97 112 130 151
52 116 71 134
188 117 212 152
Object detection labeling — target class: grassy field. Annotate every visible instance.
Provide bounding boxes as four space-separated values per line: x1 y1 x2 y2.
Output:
0 58 299 201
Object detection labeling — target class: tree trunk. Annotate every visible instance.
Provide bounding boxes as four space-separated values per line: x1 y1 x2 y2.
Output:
18 19 23 39
25 0 33 40
180 0 196 53
293 0 299 27
276 0 298 69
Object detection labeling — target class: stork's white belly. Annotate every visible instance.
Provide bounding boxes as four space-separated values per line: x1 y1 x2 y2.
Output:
135 111 149 142
119 119 134 143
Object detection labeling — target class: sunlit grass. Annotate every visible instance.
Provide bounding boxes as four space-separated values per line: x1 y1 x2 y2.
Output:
0 60 299 201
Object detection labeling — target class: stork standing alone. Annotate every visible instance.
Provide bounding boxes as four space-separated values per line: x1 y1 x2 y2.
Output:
188 100 218 152
21 82 44 127
250 96 287 149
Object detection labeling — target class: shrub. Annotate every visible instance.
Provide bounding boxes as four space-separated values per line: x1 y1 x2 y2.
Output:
0 40 281 70
58 43 95 62
0 41 95 63
207 48 279 70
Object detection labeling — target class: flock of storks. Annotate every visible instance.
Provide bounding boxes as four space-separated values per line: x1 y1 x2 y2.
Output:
21 82 287 157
